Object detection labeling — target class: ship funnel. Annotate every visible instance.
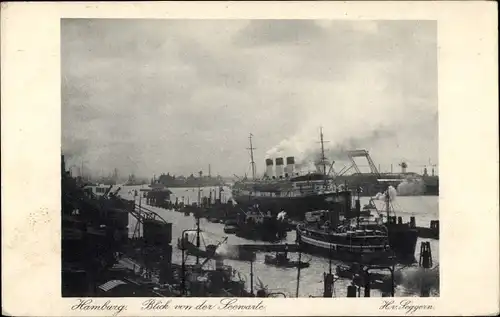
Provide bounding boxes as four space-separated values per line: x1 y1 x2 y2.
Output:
285 156 295 177
265 159 274 178
275 157 284 179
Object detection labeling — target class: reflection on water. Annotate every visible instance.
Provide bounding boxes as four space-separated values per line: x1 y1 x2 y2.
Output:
122 185 439 297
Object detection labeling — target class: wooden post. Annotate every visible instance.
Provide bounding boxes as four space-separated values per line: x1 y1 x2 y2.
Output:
138 195 142 237
250 259 254 296
296 249 302 297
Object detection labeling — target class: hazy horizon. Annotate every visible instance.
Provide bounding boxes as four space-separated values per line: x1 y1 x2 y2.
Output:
62 19 438 179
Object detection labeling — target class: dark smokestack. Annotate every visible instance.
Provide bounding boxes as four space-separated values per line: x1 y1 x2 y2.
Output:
275 157 284 178
285 156 295 176
265 159 274 178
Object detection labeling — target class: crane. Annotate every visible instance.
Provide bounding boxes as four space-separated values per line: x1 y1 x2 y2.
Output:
343 149 381 176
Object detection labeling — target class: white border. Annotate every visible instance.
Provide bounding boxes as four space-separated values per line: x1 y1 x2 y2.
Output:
1 1 498 316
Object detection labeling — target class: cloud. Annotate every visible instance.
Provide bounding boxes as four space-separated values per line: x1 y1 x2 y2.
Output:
62 19 437 178
233 20 327 47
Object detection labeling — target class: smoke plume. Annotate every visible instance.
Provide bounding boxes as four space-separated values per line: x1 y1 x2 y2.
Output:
399 267 440 296
215 244 239 259
397 177 426 196
374 185 398 201
267 124 398 173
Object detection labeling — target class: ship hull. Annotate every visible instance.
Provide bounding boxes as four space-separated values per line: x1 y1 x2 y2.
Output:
232 192 343 220
386 226 419 262
423 184 439 196
296 232 395 264
233 219 288 242
296 227 417 264
235 229 286 243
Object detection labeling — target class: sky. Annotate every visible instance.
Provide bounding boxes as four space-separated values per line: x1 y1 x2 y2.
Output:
62 19 438 178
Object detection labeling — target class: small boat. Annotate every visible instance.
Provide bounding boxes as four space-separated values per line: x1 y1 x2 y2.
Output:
264 253 310 269
207 217 219 223
335 264 358 278
177 238 225 259
352 274 391 291
335 263 386 281
223 219 239 234
224 225 238 234
234 206 288 242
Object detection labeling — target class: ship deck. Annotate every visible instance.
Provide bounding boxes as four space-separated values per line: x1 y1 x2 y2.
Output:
299 223 387 238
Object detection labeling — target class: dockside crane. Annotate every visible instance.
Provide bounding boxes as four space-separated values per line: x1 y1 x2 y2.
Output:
336 149 381 177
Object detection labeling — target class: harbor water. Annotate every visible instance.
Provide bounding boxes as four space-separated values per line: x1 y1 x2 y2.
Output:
122 185 439 297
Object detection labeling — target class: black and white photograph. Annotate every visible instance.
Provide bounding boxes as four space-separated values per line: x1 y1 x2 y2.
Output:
3 1 500 316
61 18 441 299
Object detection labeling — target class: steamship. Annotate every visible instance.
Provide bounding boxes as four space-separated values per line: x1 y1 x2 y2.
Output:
295 189 418 263
231 131 352 220
231 168 348 220
295 214 394 264
233 205 289 242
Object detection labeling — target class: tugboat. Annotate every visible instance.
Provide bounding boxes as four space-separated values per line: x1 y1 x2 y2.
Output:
336 264 394 291
296 186 418 263
223 219 239 234
234 205 289 242
296 212 394 264
335 263 385 280
264 250 310 269
295 179 396 264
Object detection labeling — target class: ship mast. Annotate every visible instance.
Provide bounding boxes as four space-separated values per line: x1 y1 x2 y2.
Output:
196 170 202 265
81 161 84 180
320 127 327 176
385 189 391 220
247 133 257 180
196 214 201 265
319 127 330 188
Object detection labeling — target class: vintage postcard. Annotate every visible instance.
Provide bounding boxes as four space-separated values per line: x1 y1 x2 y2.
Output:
1 1 498 316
